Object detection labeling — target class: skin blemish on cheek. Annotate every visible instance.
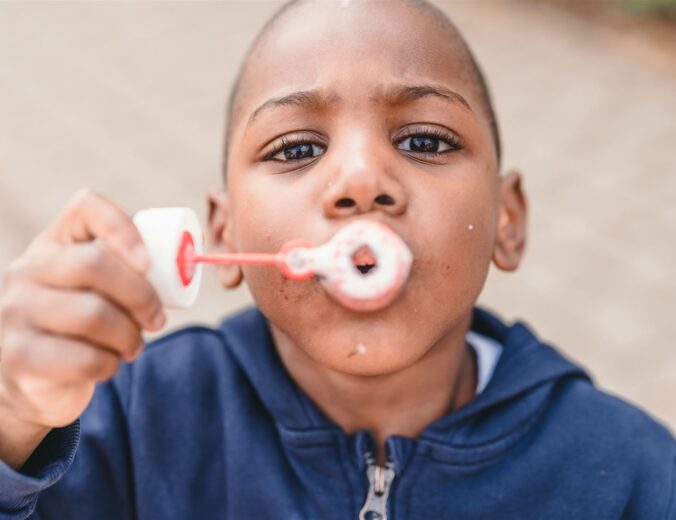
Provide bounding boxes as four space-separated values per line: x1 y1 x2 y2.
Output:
468 224 474 231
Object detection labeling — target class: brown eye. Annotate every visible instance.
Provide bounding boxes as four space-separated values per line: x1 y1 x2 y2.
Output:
398 135 452 153
268 141 326 161
284 143 313 160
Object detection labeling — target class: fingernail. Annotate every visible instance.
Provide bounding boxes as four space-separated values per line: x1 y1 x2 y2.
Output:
132 244 149 272
152 311 166 330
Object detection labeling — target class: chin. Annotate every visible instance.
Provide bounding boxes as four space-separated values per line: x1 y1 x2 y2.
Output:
250 271 464 376
305 340 422 377
297 309 432 376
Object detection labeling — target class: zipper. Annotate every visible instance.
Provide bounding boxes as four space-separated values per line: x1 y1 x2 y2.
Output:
358 452 396 520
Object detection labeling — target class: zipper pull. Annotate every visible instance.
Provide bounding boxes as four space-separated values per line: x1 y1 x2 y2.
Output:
358 454 395 520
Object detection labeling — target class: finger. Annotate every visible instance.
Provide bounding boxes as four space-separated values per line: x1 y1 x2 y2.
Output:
1 327 121 385
20 285 143 362
32 241 165 332
45 189 149 274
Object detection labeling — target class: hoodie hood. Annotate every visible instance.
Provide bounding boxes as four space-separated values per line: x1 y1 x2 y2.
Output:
219 306 590 473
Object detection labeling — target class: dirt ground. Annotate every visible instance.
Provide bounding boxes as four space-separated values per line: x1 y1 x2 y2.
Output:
1 1 675 430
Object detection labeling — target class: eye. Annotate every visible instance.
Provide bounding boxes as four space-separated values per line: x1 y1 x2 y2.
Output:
398 135 451 153
395 127 462 156
264 136 326 162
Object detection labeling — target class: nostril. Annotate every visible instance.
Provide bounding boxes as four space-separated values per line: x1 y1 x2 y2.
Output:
336 198 356 208
374 194 395 206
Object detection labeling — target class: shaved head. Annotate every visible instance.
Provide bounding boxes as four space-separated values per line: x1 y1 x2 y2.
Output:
224 0 501 172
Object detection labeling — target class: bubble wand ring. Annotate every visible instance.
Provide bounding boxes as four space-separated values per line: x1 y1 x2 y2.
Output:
281 221 413 311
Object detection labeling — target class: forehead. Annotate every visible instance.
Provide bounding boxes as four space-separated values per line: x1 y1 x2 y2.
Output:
234 1 478 124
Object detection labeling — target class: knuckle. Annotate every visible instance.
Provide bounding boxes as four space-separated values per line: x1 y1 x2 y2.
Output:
76 349 102 380
77 295 111 335
83 351 119 381
123 333 143 359
70 188 99 208
134 284 160 316
0 287 30 329
100 357 121 381
2 258 26 291
0 368 23 401
110 221 140 252
77 243 106 278
101 218 139 257
0 296 18 328
1 263 17 291
117 320 141 355
66 189 97 219
98 213 121 237
0 335 31 377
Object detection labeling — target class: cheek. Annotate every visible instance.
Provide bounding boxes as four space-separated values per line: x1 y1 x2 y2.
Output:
248 270 323 324
229 171 322 252
409 178 498 315
230 191 292 255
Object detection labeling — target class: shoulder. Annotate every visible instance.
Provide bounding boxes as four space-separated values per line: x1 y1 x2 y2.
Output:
550 378 676 493
556 378 675 450
537 379 676 517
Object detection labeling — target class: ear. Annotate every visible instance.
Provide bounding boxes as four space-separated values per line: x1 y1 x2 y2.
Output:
492 170 527 272
207 188 243 289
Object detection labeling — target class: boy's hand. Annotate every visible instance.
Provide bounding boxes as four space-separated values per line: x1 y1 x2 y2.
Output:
0 190 165 469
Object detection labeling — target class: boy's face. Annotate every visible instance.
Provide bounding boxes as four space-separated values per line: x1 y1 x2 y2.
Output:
212 1 526 376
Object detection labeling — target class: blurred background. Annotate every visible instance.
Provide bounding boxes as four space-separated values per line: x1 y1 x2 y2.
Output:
1 1 675 429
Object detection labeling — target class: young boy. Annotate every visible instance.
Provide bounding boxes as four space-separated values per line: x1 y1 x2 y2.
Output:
0 1 674 518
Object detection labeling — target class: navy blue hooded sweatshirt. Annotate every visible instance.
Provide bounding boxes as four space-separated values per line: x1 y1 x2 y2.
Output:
1 306 675 519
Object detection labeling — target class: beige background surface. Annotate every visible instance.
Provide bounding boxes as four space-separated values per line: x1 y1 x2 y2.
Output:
1 1 675 430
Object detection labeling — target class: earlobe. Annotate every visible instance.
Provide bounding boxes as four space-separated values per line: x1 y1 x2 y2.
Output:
206 188 243 289
492 170 528 272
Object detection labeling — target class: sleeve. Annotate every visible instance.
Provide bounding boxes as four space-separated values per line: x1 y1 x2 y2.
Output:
0 364 136 520
0 422 79 520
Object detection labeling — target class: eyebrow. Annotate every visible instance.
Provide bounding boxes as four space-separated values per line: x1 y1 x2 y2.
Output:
248 90 336 124
247 83 472 125
380 84 472 112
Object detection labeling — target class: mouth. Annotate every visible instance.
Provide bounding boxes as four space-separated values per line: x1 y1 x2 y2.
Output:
352 245 377 275
281 219 413 313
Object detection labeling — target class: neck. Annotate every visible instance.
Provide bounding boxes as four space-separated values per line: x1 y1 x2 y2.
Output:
271 317 477 466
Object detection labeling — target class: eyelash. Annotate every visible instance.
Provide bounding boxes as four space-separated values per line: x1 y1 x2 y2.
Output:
262 127 463 162
395 127 463 156
262 135 320 161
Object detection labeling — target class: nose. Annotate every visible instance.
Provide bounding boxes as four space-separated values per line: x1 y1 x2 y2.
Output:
322 144 408 219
